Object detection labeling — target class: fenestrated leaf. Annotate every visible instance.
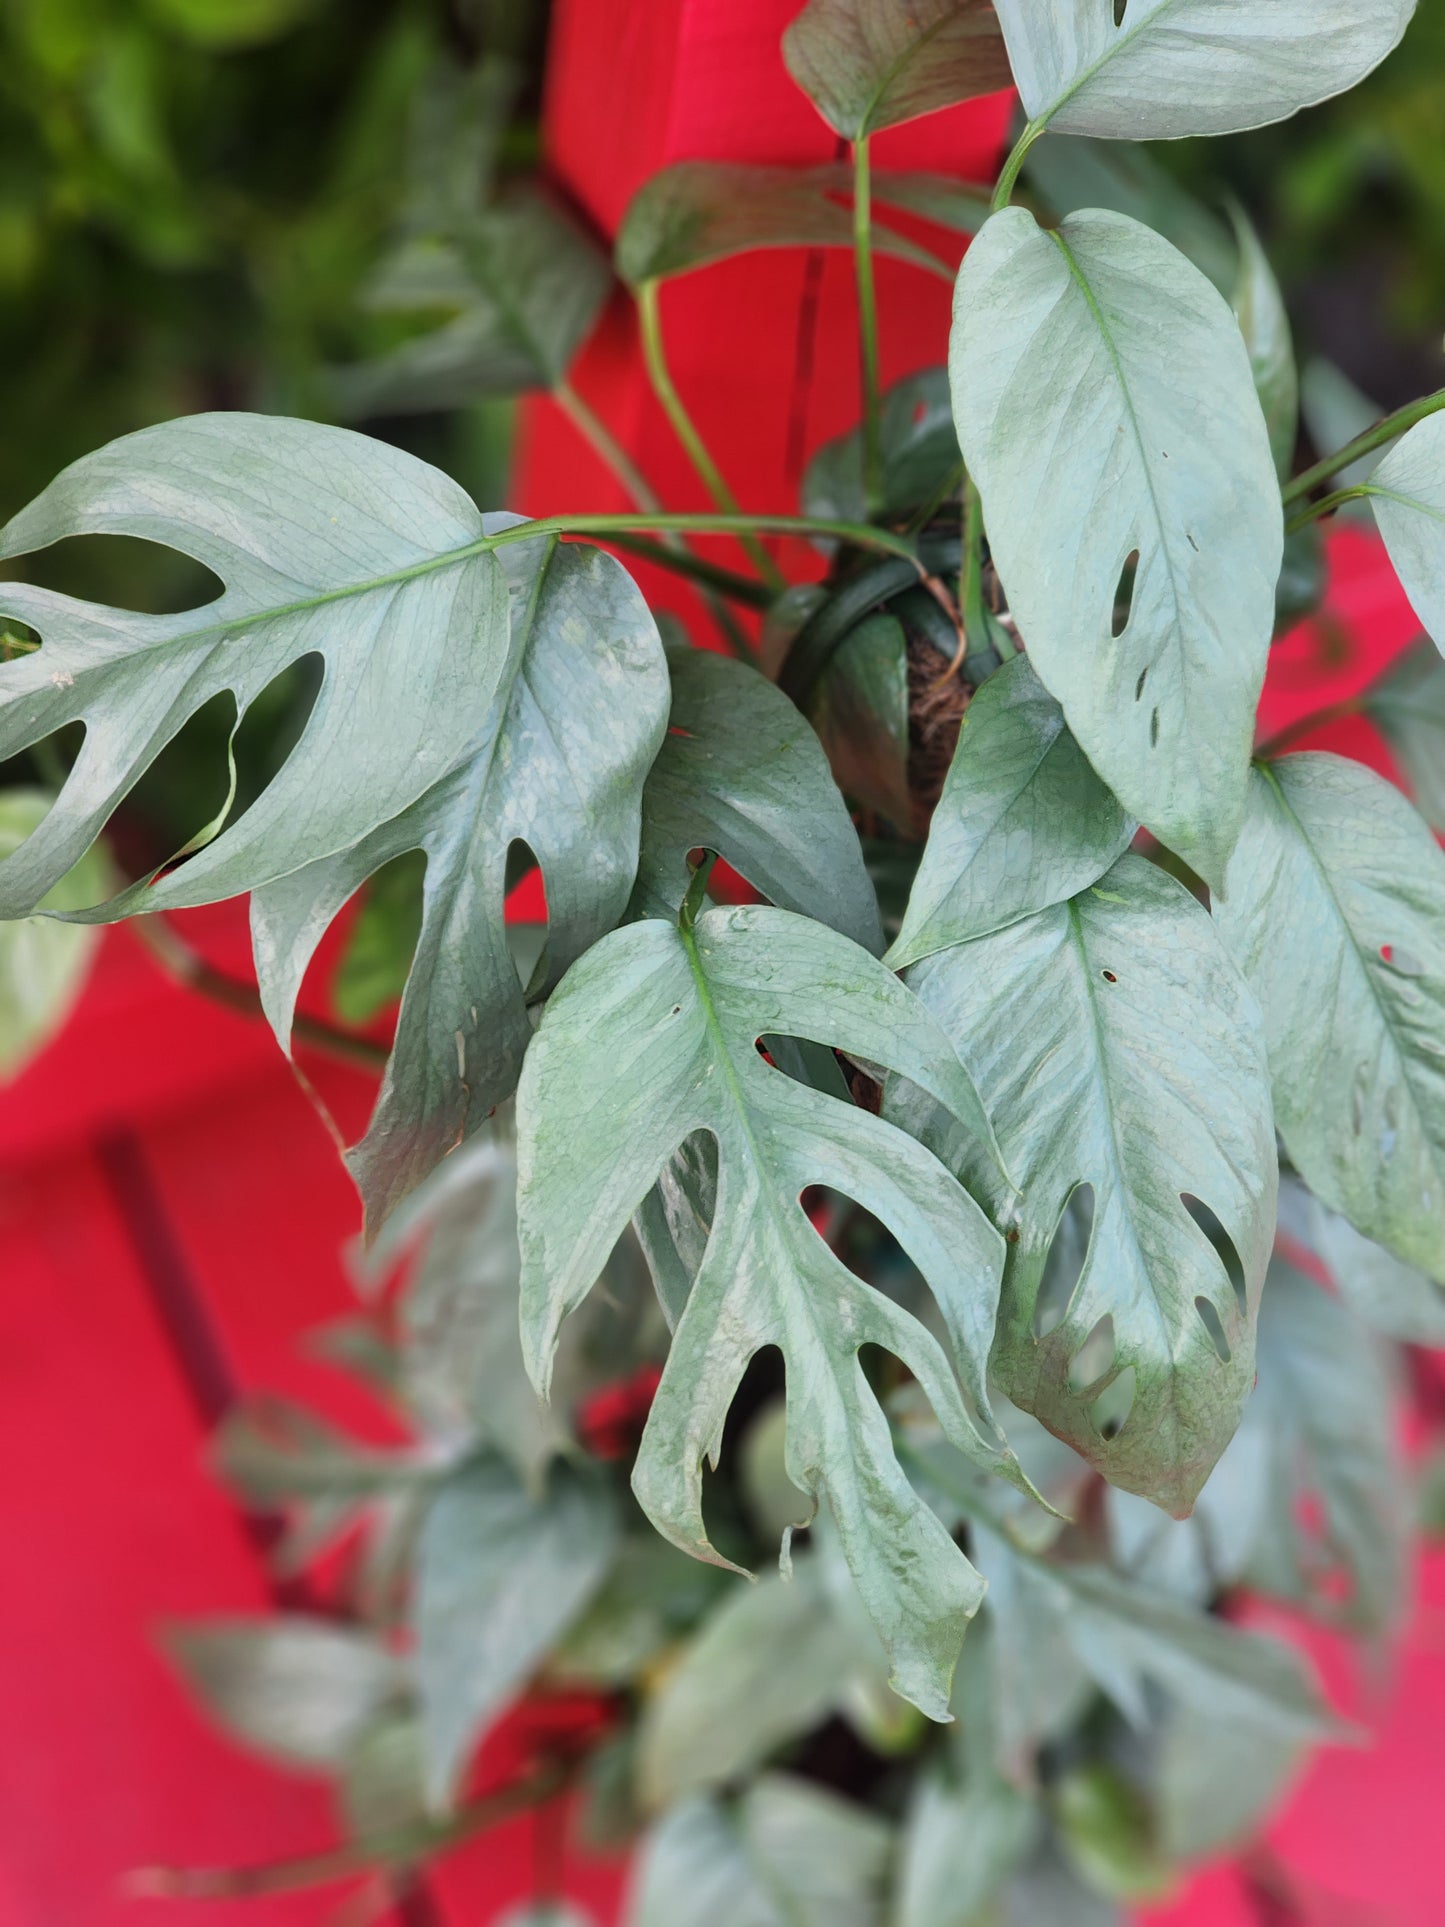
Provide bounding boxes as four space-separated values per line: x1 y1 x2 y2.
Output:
993 0 1414 140
334 184 612 414
0 414 510 918
1229 204 1298 479
0 788 107 1076
892 855 1277 1513
627 1779 891 1927
630 646 882 952
1216 755 1445 1278
886 656 1134 968
894 1772 1037 1927
1366 641 1445 834
414 1456 618 1806
616 163 970 287
165 1619 404 1771
972 1530 1333 1749
1297 1184 1445 1344
636 1553 889 1805
951 208 1280 886
1368 413 1445 656
1246 1256 1407 1635
783 0 1012 140
517 902 1016 1718
1023 133 1235 295
252 528 669 1233
802 368 960 532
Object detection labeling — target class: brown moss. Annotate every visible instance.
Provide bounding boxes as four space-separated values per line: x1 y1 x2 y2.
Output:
905 634 970 833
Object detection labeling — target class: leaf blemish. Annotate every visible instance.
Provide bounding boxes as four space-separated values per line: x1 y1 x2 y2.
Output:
1101 969 1117 984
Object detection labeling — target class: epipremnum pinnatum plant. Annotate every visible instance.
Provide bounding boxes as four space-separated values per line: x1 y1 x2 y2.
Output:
7 1 1445 1917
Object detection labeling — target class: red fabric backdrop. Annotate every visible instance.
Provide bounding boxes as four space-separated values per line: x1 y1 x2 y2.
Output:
1 1 1442 1921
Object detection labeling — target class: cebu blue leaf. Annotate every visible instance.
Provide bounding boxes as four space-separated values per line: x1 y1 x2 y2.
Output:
782 0 1012 140
631 646 882 951
0 414 509 918
1216 755 1445 1278
951 209 1280 886
887 656 1134 968
1229 205 1298 479
251 529 669 1233
893 856 1277 1514
1368 413 1445 654
993 0 1414 140
415 1457 618 1806
517 902 1015 1719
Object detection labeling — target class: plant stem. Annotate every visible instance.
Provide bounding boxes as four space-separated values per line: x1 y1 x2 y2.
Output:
853 134 883 519
679 850 719 931
1283 485 1374 537
1282 384 1445 505
636 278 786 591
601 532 774 609
134 914 391 1073
491 511 922 567
991 119 1044 215
1255 695 1369 761
554 379 663 513
127 1764 567 1899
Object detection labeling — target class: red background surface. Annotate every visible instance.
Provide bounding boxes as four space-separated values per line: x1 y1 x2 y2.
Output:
2 1 1441 1920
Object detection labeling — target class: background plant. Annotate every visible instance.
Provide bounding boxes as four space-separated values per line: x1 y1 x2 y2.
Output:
4 2 1445 1922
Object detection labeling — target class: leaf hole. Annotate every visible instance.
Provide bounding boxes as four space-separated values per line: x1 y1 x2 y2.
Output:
1380 942 1425 977
1150 707 1160 749
1091 1365 1135 1440
1035 1184 1093 1339
1101 969 1118 984
329 847 426 1026
1194 1295 1231 1363
1112 0 1128 23
667 724 694 739
1068 1312 1115 1393
503 839 550 997
3 533 225 616
1111 549 1139 639
1134 667 1148 702
1182 1194 1248 1315
1185 530 1199 553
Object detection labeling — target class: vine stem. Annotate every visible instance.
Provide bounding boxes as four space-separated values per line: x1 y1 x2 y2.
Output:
991 118 1044 215
636 279 786 591
126 1763 568 1899
601 532 774 609
1284 485 1374 538
554 379 663 513
853 134 883 519
1282 383 1445 506
133 914 391 1074
488 510 922 566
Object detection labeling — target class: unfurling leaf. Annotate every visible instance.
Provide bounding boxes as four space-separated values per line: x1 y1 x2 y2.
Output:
1369 413 1445 656
887 655 1134 968
0 788 107 1076
517 902 1014 1718
893 856 1277 1514
627 1778 891 1927
252 527 669 1233
415 1457 617 1806
1216 755 1445 1278
951 209 1280 886
631 646 882 952
165 1619 403 1770
0 414 509 919
782 0 1012 141
993 0 1414 141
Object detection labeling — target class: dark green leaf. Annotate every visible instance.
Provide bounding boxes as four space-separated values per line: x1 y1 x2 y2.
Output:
802 368 960 531
252 528 669 1233
783 0 1013 140
887 655 1134 967
894 856 1277 1513
517 903 1015 1718
631 646 882 952
807 612 913 830
1217 755 1445 1278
